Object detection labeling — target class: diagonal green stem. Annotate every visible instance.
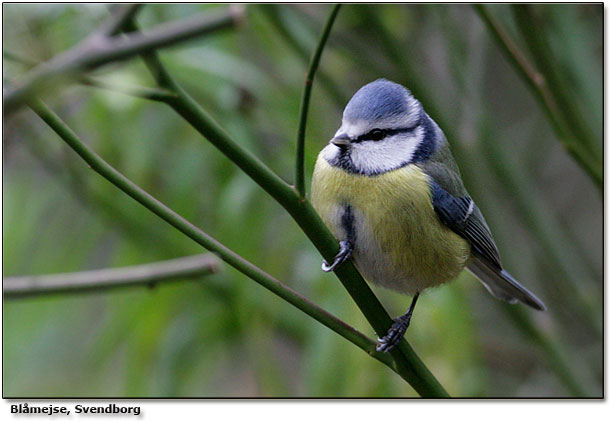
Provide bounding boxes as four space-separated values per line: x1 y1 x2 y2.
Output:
295 4 341 198
29 98 397 375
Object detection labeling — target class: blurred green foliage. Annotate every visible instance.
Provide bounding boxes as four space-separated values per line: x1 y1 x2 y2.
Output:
3 4 602 397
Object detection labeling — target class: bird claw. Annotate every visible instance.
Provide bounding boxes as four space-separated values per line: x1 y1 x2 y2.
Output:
376 293 420 353
321 240 353 272
321 260 335 272
376 315 411 353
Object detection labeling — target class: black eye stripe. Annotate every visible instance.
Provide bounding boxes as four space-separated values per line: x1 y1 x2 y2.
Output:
353 125 420 143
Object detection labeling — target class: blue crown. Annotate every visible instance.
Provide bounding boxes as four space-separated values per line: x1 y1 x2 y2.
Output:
343 79 414 122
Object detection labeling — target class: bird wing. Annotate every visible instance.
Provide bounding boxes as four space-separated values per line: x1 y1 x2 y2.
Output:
428 178 502 268
427 176 546 311
419 132 500 266
417 131 545 310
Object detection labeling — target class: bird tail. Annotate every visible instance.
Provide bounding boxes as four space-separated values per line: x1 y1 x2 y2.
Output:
467 258 546 311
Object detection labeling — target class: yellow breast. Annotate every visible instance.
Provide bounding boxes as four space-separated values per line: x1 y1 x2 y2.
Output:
311 155 470 295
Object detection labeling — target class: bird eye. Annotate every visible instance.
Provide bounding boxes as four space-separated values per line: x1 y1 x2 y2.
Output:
370 129 385 141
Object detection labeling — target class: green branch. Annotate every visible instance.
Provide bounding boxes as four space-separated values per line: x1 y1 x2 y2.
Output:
295 4 341 198
474 5 602 189
3 6 244 114
28 98 397 375
123 23 448 397
4 254 220 299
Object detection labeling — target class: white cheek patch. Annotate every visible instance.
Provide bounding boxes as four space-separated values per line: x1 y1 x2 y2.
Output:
322 143 341 162
349 130 423 174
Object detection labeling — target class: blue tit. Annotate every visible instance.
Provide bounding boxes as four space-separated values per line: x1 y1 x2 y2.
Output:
310 79 546 352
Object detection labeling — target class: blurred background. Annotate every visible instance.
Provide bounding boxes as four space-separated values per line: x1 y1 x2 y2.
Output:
2 4 602 397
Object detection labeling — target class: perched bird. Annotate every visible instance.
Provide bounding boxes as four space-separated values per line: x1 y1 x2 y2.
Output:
310 79 546 353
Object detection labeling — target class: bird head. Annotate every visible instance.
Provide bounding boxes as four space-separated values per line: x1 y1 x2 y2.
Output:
323 79 437 175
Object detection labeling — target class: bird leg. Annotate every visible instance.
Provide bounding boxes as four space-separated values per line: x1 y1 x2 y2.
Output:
376 292 420 353
321 240 353 272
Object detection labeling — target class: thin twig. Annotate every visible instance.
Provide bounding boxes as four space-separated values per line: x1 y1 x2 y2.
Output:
123 21 448 397
4 254 221 299
79 76 178 102
98 4 144 38
295 4 341 198
3 6 245 114
474 5 602 189
28 98 397 374
3 49 175 102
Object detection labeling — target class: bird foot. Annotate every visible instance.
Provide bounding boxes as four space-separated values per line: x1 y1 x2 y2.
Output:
376 292 420 353
321 240 353 272
376 314 412 353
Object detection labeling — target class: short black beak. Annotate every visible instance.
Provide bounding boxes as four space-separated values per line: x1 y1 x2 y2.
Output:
331 134 351 148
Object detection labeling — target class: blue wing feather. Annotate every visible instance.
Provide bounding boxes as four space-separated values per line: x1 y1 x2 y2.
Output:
429 179 502 268
428 178 546 311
